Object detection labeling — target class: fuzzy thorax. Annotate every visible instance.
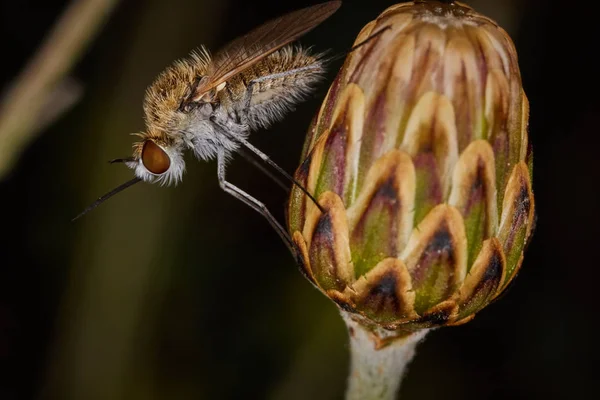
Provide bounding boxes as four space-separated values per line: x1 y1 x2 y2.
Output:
143 47 211 133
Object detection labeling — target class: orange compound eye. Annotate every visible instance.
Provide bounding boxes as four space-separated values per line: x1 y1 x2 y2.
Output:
141 141 171 175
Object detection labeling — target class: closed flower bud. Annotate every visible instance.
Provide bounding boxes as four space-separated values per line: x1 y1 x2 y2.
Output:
288 0 534 345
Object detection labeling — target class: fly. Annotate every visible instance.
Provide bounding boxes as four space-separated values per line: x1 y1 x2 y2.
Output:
75 1 341 254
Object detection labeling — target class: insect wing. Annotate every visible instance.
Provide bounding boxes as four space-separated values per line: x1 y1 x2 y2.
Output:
193 1 341 99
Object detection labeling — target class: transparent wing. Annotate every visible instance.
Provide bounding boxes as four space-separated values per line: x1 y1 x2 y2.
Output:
193 1 340 98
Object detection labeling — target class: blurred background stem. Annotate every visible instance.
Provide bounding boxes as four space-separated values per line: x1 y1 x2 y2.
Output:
0 0 120 180
344 314 428 400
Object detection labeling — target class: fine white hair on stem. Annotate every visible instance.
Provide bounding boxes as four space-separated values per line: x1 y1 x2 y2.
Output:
342 312 429 400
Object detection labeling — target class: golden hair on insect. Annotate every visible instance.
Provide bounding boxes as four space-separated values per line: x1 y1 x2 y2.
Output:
74 1 343 253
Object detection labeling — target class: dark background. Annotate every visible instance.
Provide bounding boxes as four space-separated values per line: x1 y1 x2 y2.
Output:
1 0 597 399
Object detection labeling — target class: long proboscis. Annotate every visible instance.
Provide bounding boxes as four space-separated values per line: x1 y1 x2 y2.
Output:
71 177 142 222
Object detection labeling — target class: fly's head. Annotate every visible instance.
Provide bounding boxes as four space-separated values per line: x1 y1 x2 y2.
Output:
127 129 185 186
128 48 215 186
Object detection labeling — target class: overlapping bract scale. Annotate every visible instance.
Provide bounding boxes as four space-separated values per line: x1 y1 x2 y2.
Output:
288 1 534 339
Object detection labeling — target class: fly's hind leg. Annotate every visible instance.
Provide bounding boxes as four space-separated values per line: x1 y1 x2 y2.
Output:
224 134 323 212
217 149 294 255
241 64 322 118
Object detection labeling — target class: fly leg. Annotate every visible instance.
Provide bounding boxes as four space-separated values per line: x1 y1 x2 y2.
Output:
237 146 289 192
217 148 295 255
209 110 323 212
225 134 323 212
241 64 322 117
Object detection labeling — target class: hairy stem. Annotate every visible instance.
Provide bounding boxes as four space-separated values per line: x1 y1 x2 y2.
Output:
343 314 428 400
0 0 120 179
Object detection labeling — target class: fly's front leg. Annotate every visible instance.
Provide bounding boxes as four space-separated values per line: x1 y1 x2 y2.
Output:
217 149 294 255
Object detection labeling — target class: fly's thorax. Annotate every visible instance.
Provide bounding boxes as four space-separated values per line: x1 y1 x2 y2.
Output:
183 105 250 162
143 48 211 132
131 130 186 186
219 45 325 131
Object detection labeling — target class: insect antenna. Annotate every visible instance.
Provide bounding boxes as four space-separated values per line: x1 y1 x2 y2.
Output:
71 177 142 222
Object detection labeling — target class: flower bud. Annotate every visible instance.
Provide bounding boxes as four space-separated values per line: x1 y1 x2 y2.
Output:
288 1 534 344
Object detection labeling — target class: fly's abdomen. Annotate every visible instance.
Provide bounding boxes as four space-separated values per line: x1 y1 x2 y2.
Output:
222 45 325 130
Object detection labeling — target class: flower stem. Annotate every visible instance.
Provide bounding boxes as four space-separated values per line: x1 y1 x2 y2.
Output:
343 314 428 400
0 0 120 179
